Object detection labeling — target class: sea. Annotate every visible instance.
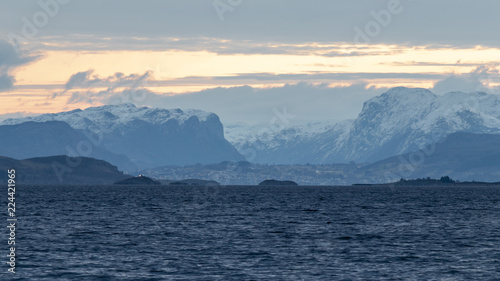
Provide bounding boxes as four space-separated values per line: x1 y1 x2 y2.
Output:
2 185 500 280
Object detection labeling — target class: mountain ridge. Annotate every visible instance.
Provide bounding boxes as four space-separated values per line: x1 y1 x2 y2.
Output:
0 155 128 185
142 132 500 185
0 121 137 172
360 132 500 183
0 104 244 170
228 87 500 164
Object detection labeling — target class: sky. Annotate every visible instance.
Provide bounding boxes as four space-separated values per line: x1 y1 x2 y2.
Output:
1 0 500 125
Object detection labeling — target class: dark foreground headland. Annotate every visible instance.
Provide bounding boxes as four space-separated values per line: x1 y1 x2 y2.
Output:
0 155 128 185
3 155 500 187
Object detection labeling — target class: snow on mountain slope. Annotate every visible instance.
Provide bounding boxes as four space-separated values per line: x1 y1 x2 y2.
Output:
2 104 214 133
338 88 500 163
227 120 352 164
0 121 137 172
1 104 244 169
227 87 500 164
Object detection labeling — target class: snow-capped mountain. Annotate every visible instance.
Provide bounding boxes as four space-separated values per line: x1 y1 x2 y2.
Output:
0 121 137 172
1 104 244 170
227 120 352 164
227 87 500 164
2 103 215 133
337 87 500 163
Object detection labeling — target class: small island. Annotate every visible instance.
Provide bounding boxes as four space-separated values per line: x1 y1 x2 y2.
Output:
114 175 161 185
351 176 500 187
258 179 298 186
394 176 456 186
392 176 500 186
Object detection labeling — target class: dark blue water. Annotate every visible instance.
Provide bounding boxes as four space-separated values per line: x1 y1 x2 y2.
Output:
2 185 500 280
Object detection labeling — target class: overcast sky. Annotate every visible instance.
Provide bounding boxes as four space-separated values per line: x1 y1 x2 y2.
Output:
1 0 499 124
2 0 500 46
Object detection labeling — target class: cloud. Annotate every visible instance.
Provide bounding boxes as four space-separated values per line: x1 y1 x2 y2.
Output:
126 71 443 88
0 40 39 92
54 62 500 126
63 70 152 90
209 72 442 82
382 61 500 67
0 75 14 92
68 88 154 105
319 50 404 58
2 1 500 48
53 70 153 101
52 68 396 124
29 36 411 57
67 80 388 125
432 65 500 94
0 40 35 68
54 65 500 126
0 111 37 122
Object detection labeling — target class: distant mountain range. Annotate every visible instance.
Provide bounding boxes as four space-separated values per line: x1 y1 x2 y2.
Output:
1 132 500 185
2 87 500 183
230 87 500 164
0 121 136 172
143 132 500 184
361 132 500 183
1 104 244 171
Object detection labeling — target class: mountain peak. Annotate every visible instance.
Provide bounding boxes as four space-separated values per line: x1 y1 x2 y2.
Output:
0 104 216 129
0 104 243 169
361 87 436 113
92 103 137 110
231 87 500 165
359 87 436 125
442 91 488 99
381 87 435 99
